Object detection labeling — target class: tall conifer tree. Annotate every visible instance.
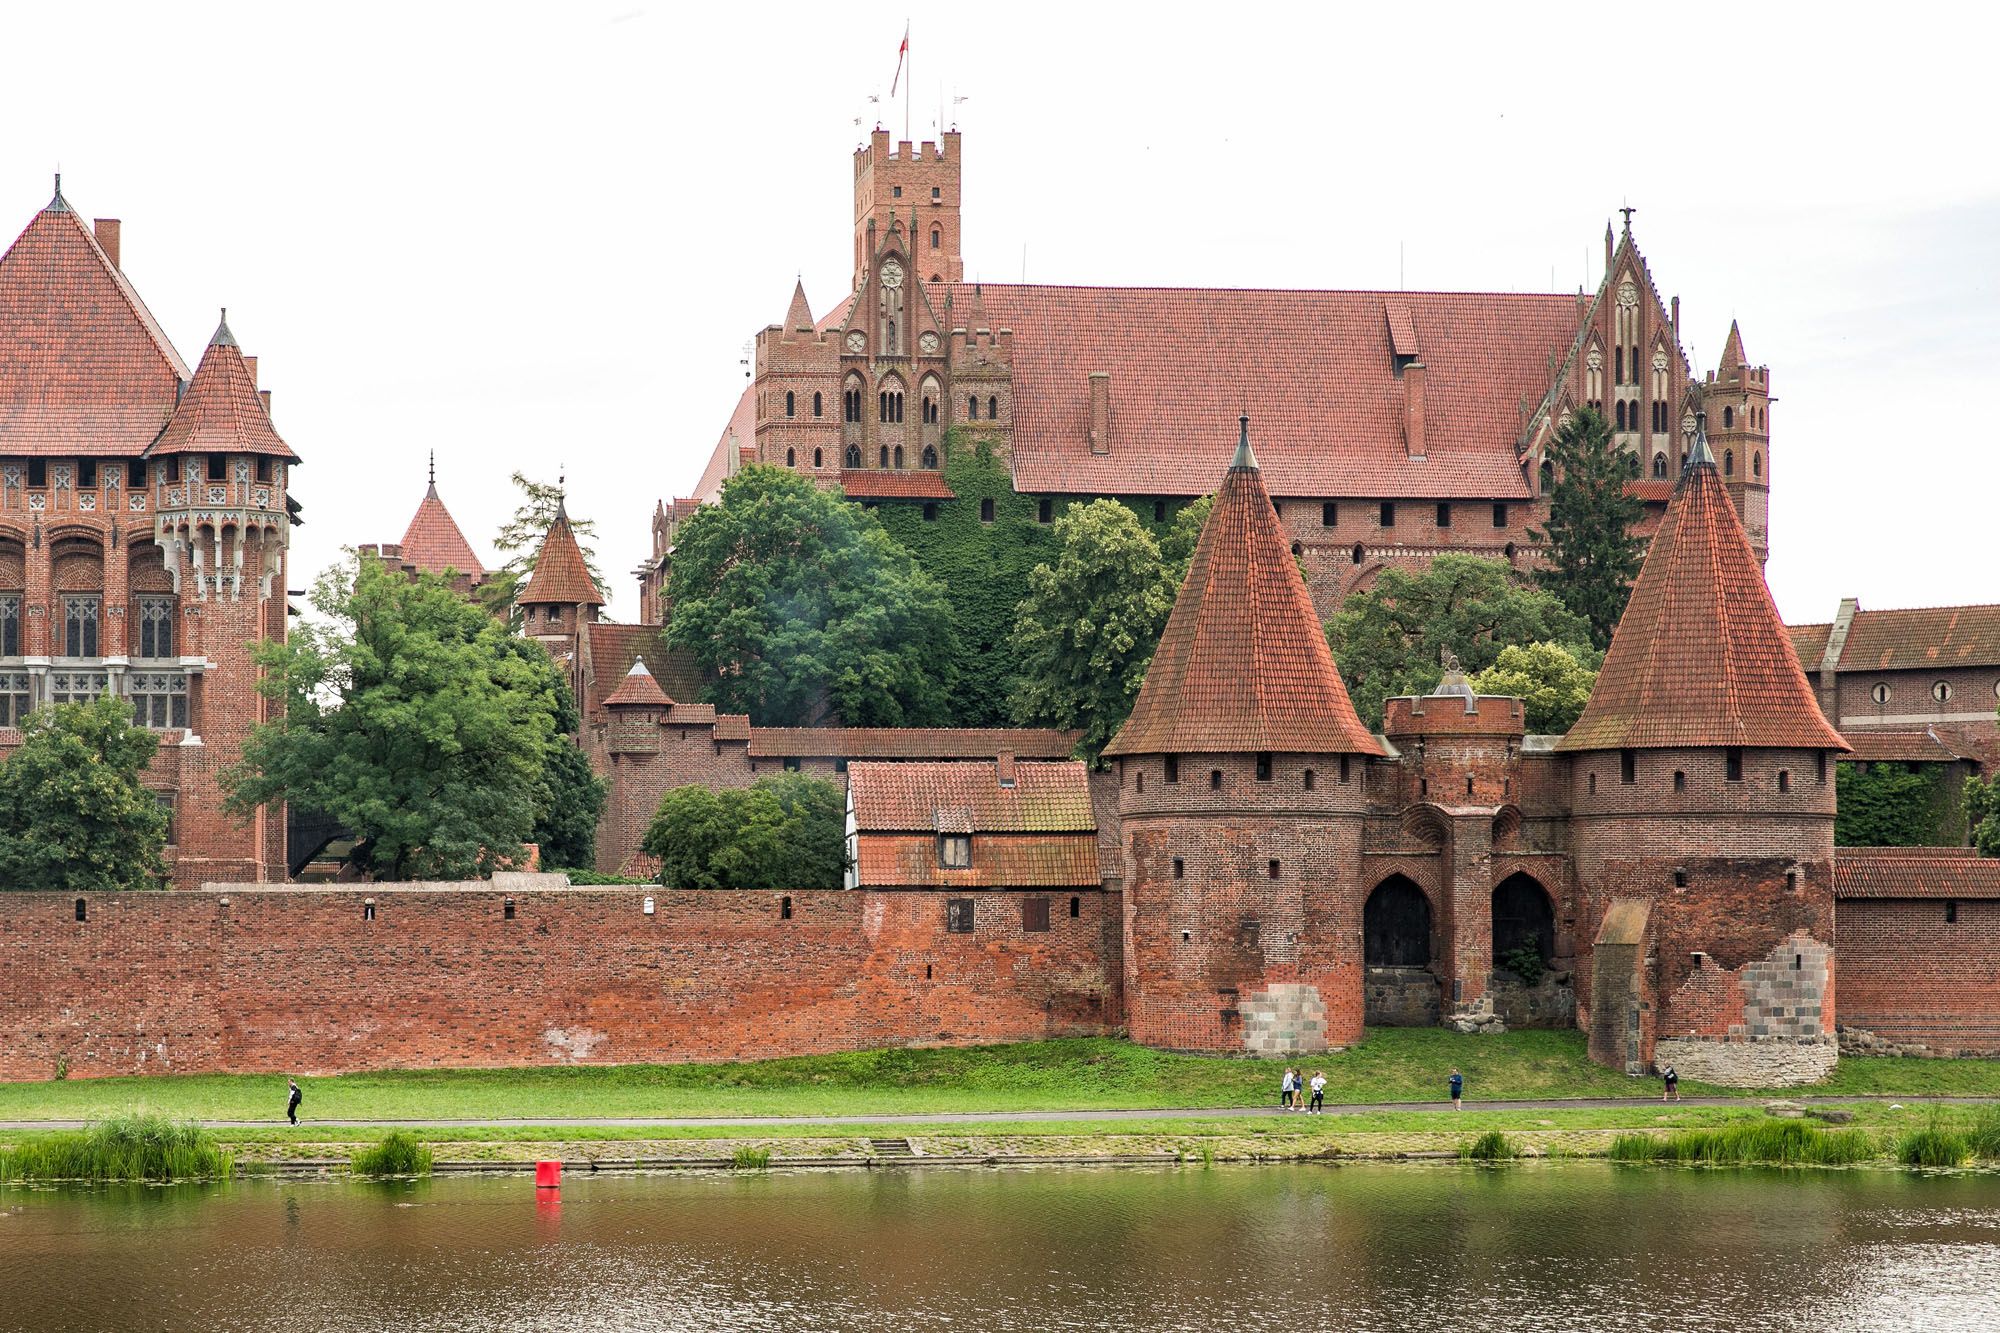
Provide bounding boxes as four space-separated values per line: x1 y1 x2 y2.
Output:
1530 406 1647 650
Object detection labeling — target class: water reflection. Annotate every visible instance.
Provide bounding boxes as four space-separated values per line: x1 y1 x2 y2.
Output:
1 1165 1997 1332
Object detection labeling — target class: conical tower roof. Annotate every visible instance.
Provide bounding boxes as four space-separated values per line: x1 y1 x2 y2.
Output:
784 279 814 333
602 659 673 708
398 472 484 578
150 311 299 461
517 501 604 607
1558 420 1845 753
1718 319 1748 372
1105 418 1383 758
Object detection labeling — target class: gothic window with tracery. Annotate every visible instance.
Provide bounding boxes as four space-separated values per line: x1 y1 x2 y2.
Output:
129 671 189 729
0 595 17 657
845 444 862 468
63 596 99 658
137 596 174 659
49 669 107 704
0 671 28 726
921 445 938 469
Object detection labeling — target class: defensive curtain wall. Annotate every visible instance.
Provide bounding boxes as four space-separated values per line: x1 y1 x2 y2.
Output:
0 882 1121 1080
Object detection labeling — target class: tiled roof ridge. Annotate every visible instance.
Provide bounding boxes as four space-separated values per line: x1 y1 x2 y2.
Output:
32 199 192 385
148 317 298 461
932 279 1580 302
398 484 484 577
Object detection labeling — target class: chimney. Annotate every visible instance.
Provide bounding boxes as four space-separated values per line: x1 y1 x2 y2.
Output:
1404 362 1427 459
243 356 258 386
1087 371 1111 455
995 750 1017 788
258 389 272 416
93 219 121 269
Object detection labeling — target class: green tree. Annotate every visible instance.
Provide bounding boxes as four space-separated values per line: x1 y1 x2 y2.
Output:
476 473 604 618
225 556 559 880
665 465 953 726
1966 770 2000 857
498 639 607 870
1531 406 1647 650
1468 641 1601 734
642 774 846 889
1839 762 1951 847
1008 499 1179 760
0 695 169 891
1325 553 1593 729
1160 492 1213 576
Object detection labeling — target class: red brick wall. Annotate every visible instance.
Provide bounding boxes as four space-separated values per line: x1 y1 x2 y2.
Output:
1838 897 2000 1053
0 886 1122 1079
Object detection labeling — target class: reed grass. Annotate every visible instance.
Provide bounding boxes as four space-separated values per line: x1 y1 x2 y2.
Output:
1460 1130 1519 1161
729 1146 772 1170
1963 1106 2000 1160
1896 1111 1971 1168
0 1113 231 1182
1608 1118 1876 1166
348 1131 433 1178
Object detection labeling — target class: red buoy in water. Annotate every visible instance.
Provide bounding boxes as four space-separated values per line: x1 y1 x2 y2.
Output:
535 1160 562 1190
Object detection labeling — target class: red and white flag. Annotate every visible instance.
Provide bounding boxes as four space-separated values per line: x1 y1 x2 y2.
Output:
890 24 909 95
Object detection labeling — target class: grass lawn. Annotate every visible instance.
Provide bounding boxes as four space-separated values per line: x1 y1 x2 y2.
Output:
0 1030 1987 1124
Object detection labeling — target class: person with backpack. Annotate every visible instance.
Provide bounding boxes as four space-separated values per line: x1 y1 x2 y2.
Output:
1661 1064 1680 1102
1308 1070 1327 1114
285 1078 303 1126
1448 1067 1464 1110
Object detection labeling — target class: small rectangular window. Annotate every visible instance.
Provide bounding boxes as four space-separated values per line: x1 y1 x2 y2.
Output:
1340 755 1351 783
780 895 793 920
78 460 97 488
1172 858 1184 879
1436 502 1451 528
156 792 176 844
1322 502 1337 527
207 455 227 482
1154 500 1167 523
980 498 995 523
1725 748 1744 781
1620 750 1636 784
1069 895 1081 918
27 459 46 488
1817 753 1827 784
1267 859 1280 880
1210 769 1222 790
1946 900 1958 924
939 834 971 869
1674 869 1687 888
164 458 180 483
130 460 146 487
1492 503 1508 528
1379 502 1396 528
946 898 974 933
922 502 938 521
1255 753 1273 781
1164 756 1178 784
1038 498 1053 523
782 756 800 772
257 456 274 482
1023 898 1051 932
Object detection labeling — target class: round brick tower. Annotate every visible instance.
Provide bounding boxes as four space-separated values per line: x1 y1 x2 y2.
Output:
1559 417 1847 1085
1104 419 1384 1055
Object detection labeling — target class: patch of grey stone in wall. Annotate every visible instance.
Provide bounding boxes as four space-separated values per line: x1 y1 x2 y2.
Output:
1240 983 1328 1055
1654 1035 1837 1088
1730 935 1831 1042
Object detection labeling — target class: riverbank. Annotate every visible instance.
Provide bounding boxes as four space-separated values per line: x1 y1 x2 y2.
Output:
5 1031 1997 1124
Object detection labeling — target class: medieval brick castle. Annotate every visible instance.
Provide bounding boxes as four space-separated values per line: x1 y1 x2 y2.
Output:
4 137 1999 1086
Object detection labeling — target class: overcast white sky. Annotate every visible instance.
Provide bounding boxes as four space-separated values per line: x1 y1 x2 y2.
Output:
4 2 1995 625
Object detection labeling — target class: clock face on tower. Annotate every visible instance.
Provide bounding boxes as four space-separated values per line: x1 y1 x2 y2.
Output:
880 258 904 290
919 332 939 355
846 331 866 354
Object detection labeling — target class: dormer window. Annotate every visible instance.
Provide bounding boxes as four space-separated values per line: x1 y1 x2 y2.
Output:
938 834 971 869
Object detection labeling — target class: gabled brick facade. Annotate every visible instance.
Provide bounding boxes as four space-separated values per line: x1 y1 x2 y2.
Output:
0 183 294 885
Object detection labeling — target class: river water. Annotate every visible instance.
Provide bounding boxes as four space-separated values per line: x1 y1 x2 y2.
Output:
2 1164 1998 1331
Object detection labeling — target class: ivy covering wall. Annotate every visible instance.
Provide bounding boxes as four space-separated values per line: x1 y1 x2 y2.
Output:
1835 760 1967 847
873 430 1199 727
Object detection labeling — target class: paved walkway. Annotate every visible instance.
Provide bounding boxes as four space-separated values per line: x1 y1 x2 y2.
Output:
2 1094 1991 1132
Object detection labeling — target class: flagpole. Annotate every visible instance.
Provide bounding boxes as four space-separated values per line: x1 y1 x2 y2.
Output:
905 19 911 144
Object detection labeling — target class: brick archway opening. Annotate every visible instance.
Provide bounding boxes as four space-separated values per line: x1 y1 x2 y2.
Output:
1365 875 1431 968
1492 872 1555 970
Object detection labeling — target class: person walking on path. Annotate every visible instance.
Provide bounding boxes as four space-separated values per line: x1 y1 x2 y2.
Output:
285 1078 303 1126
1449 1068 1464 1110
1309 1070 1327 1114
1661 1064 1680 1103
1280 1067 1296 1110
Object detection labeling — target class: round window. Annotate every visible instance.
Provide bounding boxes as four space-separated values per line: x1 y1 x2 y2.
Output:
1870 683 1890 704
1933 680 1952 703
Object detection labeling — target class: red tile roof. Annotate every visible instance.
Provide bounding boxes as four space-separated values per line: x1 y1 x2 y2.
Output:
602 660 673 709
1838 728 1980 764
1829 604 2000 672
584 622 705 712
693 384 755 504
1834 847 2000 900
1105 425 1383 758
1625 480 1674 504
0 193 190 456
1789 622 1832 667
783 280 814 333
714 713 751 742
517 503 603 607
1718 319 1749 372
1559 447 1847 753
747 727 1077 760
149 314 298 461
395 485 483 578
848 759 1097 833
936 284 1580 499
839 468 956 500
852 834 1101 889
